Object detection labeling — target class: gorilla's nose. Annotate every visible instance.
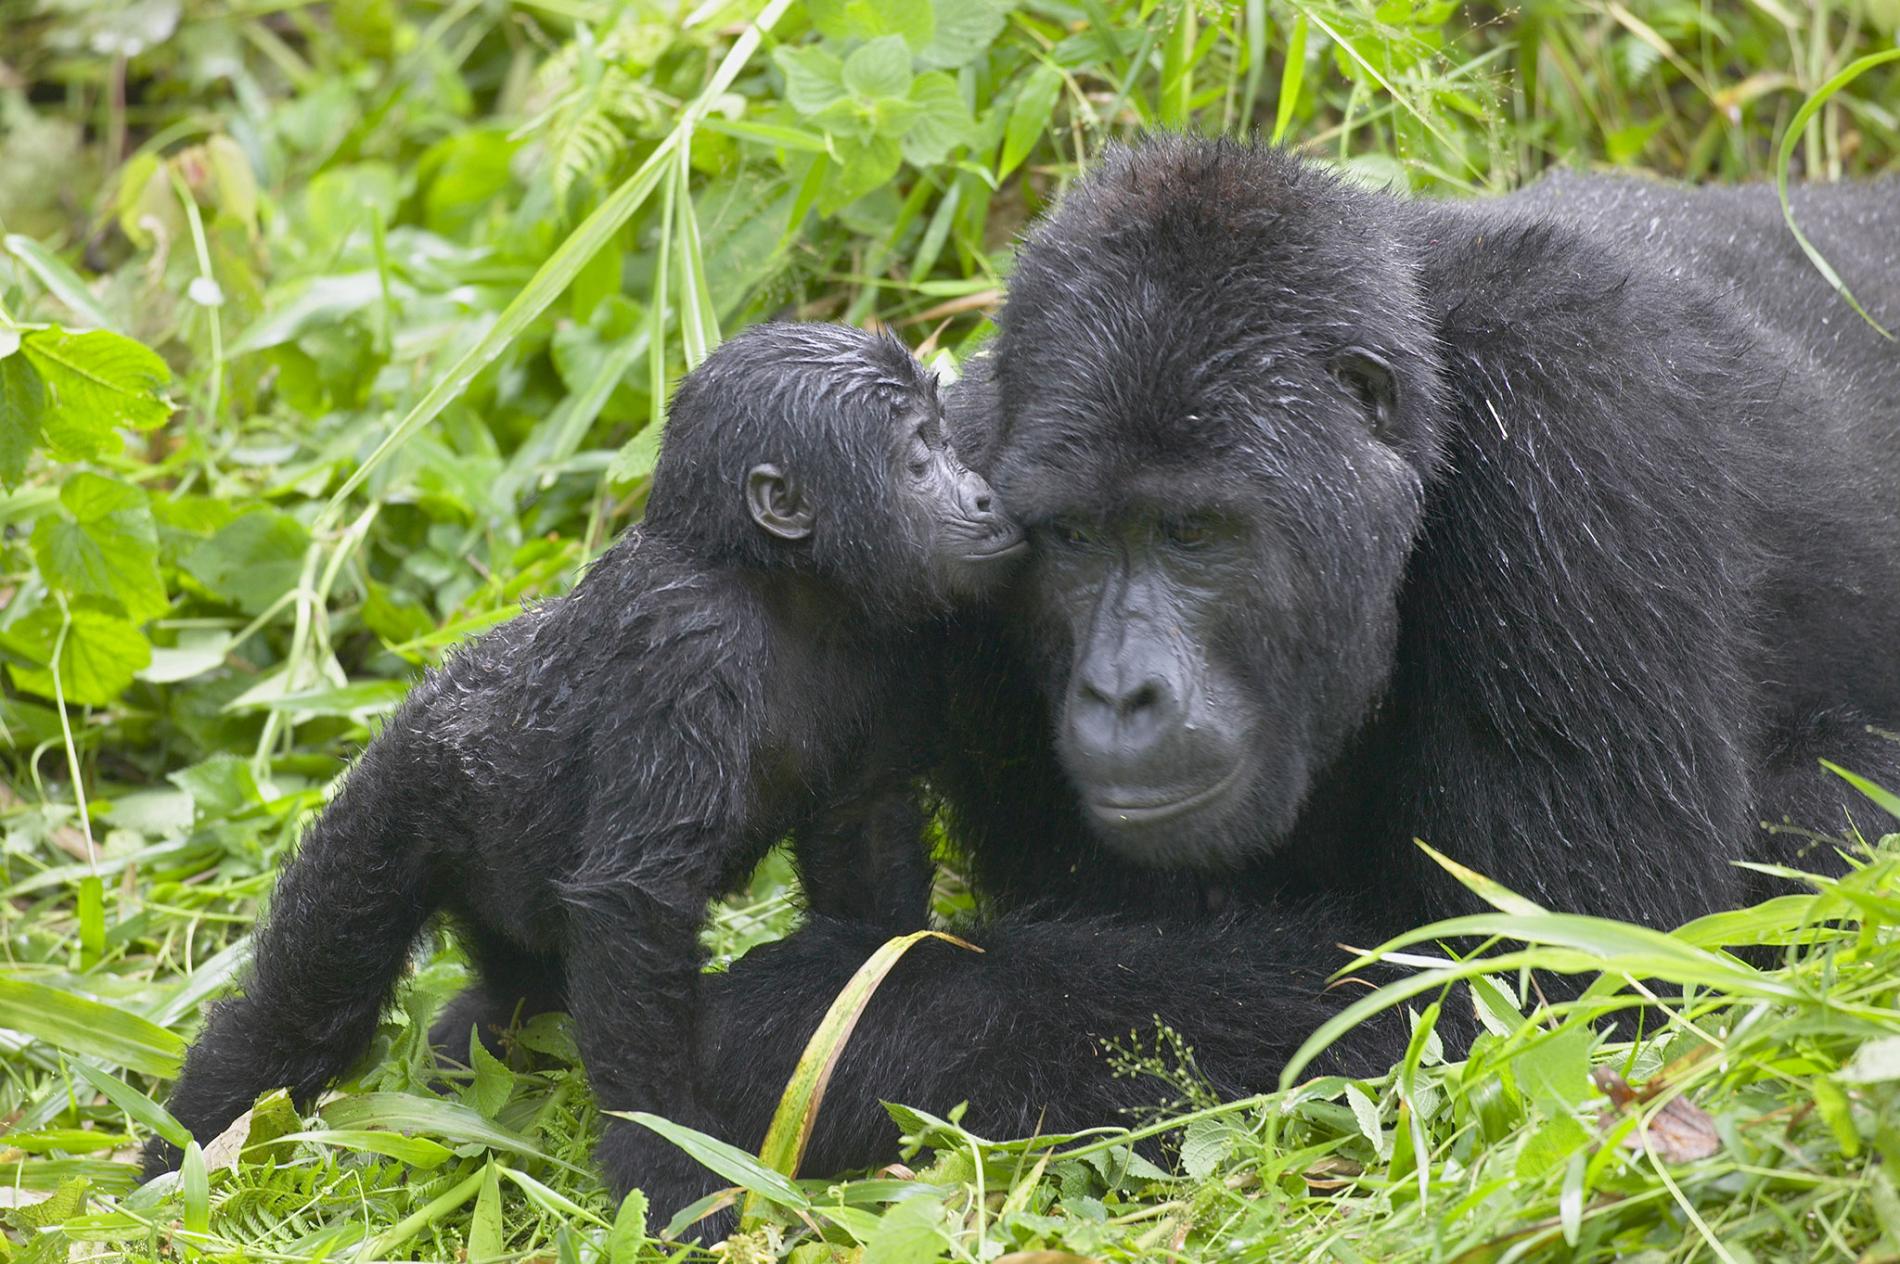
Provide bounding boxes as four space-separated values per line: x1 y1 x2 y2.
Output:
1071 665 1178 757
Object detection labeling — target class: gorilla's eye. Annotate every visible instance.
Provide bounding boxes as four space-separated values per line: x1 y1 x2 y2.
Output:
1332 347 1399 439
1164 516 1216 548
1049 518 1096 546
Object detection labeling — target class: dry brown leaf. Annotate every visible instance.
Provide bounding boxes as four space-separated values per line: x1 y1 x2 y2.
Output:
1592 1067 1720 1162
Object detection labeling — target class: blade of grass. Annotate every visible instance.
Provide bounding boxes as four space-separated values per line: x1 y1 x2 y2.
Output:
1417 840 1549 915
1237 0 1268 136
673 141 720 370
0 976 185 1077
1272 11 1308 143
351 1165 486 1261
320 0 792 520
1158 0 1198 128
743 930 982 1227
1774 50 1900 340
615 1111 810 1210
1822 759 1900 818
71 1061 191 1147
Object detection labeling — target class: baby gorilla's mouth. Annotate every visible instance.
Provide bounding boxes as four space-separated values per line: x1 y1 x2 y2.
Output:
963 532 1028 562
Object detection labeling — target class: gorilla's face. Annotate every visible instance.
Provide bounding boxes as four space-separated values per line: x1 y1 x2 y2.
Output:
992 353 1430 869
989 140 1446 870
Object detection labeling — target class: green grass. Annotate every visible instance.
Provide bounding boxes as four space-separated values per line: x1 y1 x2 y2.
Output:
2 0 1899 1259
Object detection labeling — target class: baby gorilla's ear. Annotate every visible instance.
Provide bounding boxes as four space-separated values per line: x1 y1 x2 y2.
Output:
745 464 815 540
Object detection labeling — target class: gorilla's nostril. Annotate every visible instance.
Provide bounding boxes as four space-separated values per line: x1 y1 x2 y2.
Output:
974 490 992 513
1121 680 1163 717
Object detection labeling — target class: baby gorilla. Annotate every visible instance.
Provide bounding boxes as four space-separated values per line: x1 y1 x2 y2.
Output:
145 323 1023 1216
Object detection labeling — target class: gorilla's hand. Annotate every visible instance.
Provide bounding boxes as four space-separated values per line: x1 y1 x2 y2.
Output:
690 908 1427 1182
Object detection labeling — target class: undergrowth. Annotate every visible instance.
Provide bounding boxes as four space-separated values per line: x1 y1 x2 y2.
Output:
2 0 1898 1259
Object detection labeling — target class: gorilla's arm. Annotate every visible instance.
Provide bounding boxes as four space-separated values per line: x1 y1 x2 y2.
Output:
695 908 1423 1177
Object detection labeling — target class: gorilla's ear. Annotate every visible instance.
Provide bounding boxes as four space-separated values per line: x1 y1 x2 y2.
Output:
1332 348 1399 440
745 464 815 540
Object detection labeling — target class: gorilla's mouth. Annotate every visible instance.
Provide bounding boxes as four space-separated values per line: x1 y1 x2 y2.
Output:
1084 758 1247 827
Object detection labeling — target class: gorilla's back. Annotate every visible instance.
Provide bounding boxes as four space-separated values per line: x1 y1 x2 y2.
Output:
1498 169 1900 717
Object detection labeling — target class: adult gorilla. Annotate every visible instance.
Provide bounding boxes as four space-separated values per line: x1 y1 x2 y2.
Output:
687 138 1900 1195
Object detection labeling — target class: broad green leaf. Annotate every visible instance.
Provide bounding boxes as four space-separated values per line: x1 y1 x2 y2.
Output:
843 36 914 102
18 327 172 462
138 628 235 684
1179 1117 1240 1179
233 1089 303 1167
167 754 264 821
4 1175 90 1230
0 1159 140 1195
902 72 975 166
1838 1035 1900 1083
1812 1076 1860 1155
226 273 383 355
1 604 151 706
268 1129 453 1167
919 0 1013 69
0 348 48 488
1 1129 133 1155
775 45 848 115
182 507 310 615
320 1092 571 1168
200 134 259 231
31 473 166 622
822 134 904 213
809 0 934 50
607 422 663 485
421 128 521 237
998 62 1063 179
0 976 185 1077
1514 1025 1595 1108
861 1195 953 1264
3 234 119 332
608 1190 648 1264
468 1034 514 1117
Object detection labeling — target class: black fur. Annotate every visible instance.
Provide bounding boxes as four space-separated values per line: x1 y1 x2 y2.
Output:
144 323 1023 1219
689 140 1900 1193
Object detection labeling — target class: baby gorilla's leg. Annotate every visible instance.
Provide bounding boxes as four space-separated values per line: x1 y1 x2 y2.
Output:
145 749 439 1178
795 786 934 930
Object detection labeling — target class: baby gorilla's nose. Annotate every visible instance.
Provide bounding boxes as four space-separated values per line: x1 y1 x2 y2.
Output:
957 469 998 520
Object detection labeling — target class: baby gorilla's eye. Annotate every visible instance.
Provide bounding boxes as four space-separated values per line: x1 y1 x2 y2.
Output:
906 425 932 475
